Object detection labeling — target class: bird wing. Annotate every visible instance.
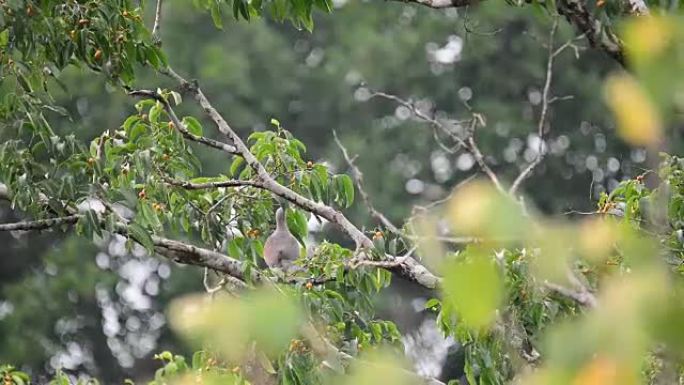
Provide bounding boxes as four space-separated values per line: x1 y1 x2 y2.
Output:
280 234 301 261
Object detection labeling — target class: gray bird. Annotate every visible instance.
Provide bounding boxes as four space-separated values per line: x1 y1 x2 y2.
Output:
263 207 301 271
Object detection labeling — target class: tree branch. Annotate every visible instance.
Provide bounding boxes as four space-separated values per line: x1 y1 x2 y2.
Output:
556 0 625 67
626 0 649 15
395 0 476 8
151 235 261 284
370 91 506 195
128 89 240 156
332 131 401 235
0 215 80 231
163 67 442 289
395 0 627 68
544 281 597 308
161 174 264 190
0 206 258 284
544 269 597 308
509 18 559 196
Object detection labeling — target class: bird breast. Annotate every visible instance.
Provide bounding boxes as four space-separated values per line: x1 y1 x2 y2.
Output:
263 230 300 268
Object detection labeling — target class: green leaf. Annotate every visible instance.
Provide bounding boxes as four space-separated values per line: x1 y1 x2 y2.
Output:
141 202 163 231
149 103 162 123
336 174 354 207
210 1 224 29
123 115 141 131
442 249 502 329
313 0 333 12
287 209 309 242
182 116 203 137
128 223 155 252
424 298 441 310
129 121 147 143
309 173 323 202
192 351 206 369
86 210 102 238
0 29 9 48
229 157 244 176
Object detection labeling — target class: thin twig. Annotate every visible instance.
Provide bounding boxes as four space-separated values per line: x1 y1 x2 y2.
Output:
544 281 597 308
128 89 240 156
370 91 505 194
161 174 264 190
332 131 401 235
509 18 559 196
411 174 477 216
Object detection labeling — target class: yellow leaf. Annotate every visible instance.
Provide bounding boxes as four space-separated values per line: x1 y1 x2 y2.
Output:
168 288 302 362
334 349 415 385
447 179 528 240
572 356 636 385
604 74 662 146
579 217 617 262
624 16 676 61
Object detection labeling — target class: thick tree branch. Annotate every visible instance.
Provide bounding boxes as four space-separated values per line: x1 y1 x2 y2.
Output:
0 207 258 284
556 0 625 67
151 235 261 284
0 215 80 231
162 67 442 289
397 0 627 68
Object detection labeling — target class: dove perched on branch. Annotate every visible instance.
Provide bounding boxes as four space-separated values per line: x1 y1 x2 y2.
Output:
263 207 301 271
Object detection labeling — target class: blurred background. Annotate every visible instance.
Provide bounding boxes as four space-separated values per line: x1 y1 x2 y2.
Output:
0 0 659 382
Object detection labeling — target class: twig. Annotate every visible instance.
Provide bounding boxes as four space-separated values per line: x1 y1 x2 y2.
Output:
349 246 417 269
370 91 505 194
128 89 240 156
161 174 264 190
407 235 483 244
467 136 505 194
544 281 597 308
152 0 163 44
411 174 477 216
509 18 559 196
332 131 401 235
544 269 597 308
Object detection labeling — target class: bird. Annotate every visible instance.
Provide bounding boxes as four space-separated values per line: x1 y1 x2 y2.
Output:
263 207 301 271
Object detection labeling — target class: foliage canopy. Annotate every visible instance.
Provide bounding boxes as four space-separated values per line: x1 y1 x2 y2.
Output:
1 0 684 384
